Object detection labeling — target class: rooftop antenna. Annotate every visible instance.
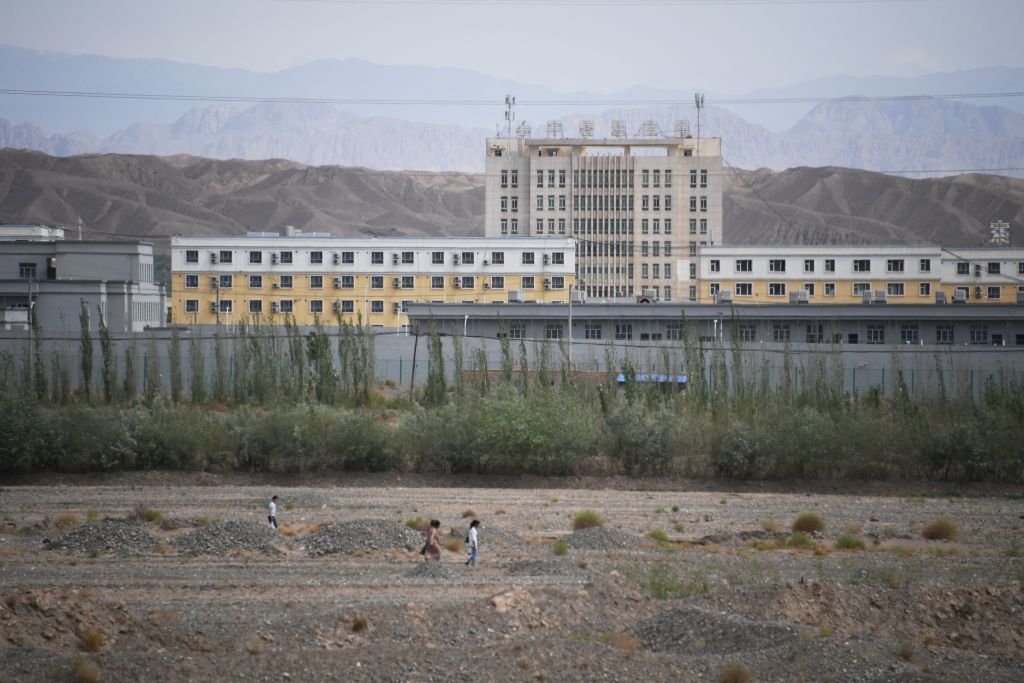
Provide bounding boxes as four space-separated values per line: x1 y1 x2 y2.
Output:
694 93 705 156
504 94 516 146
78 216 83 241
610 120 626 139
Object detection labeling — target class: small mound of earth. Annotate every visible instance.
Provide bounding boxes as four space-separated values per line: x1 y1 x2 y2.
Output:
303 519 424 557
695 529 788 545
173 521 279 555
564 526 648 551
631 606 801 655
51 520 156 555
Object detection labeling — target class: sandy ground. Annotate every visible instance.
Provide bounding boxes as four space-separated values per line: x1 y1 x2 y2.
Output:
1 472 1022 682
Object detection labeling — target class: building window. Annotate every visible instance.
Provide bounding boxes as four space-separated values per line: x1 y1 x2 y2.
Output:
545 323 563 339
614 323 633 340
310 300 324 314
700 196 708 212
278 275 292 289
185 299 199 313
769 259 786 272
371 276 384 289
642 241 650 257
249 251 262 265
370 251 384 265
700 219 708 234
652 264 660 279
511 197 518 212
853 259 871 272
804 283 815 296
552 252 565 265
461 276 475 289
768 283 786 296
431 276 445 289
522 251 535 265
461 252 475 265
275 251 290 265
310 251 323 265
824 259 835 272
710 259 721 272
489 251 504 265
371 301 384 314
558 169 566 188
551 276 565 289
700 169 707 187
852 282 870 296
688 285 697 301
185 274 199 288
219 250 233 264
490 276 505 290
642 219 649 235
219 274 233 289
521 276 535 289
690 169 697 188
558 218 566 234
772 324 790 342
500 219 508 235
431 251 444 265
804 259 815 272
642 169 650 187
508 322 526 339
664 195 671 211
664 241 672 257
969 324 988 345
736 283 752 296
185 250 199 264
866 324 885 344
510 169 518 188
689 263 697 279
988 262 1001 275
936 324 954 344
536 169 543 188
735 259 752 272
735 323 755 342
402 276 414 289
511 219 518 234
500 170 508 188
664 264 672 279
688 243 697 257
664 219 672 234
663 286 672 301
900 324 919 344
401 251 414 264
689 219 697 234
641 264 649 279
500 196 508 212
547 195 555 211
310 275 323 289
341 300 355 313
824 282 836 297
919 258 931 272
887 259 904 272
279 300 293 314
340 275 354 288
887 282 905 296
709 282 720 297
919 282 931 296
956 261 970 275
218 300 233 314
988 286 1001 299
584 323 602 340
548 170 555 187
664 170 672 187
689 196 697 212
666 322 684 340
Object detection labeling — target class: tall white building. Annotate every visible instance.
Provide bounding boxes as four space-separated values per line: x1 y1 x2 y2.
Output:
484 129 723 302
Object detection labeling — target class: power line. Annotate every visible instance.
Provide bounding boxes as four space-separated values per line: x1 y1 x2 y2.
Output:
278 0 938 5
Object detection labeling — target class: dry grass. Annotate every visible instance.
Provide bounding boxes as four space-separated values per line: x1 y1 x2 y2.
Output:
71 658 101 683
79 627 105 653
761 518 781 533
153 542 176 555
572 509 605 531
53 512 79 532
792 511 826 534
461 509 476 518
599 631 639 655
405 516 427 531
720 660 753 683
552 539 569 556
897 642 915 662
922 517 958 541
352 614 369 632
443 538 462 553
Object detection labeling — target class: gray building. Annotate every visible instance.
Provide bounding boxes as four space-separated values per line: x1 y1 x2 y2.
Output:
0 227 167 332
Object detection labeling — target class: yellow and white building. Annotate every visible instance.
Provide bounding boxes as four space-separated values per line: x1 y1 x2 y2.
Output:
170 232 576 327
484 130 723 303
696 245 1024 305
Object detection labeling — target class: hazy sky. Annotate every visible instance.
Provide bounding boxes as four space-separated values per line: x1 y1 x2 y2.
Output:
3 0 1023 94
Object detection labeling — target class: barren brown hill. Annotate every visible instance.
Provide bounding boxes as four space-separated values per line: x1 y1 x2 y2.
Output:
1 149 1022 248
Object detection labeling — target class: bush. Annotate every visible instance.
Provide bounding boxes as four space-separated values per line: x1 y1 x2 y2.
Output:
551 539 569 556
720 661 753 683
791 511 826 534
572 509 605 530
645 529 670 543
921 517 958 540
835 534 866 550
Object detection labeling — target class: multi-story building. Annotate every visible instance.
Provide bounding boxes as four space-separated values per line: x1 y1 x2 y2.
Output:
696 245 1024 305
170 232 576 327
483 131 722 304
0 225 166 332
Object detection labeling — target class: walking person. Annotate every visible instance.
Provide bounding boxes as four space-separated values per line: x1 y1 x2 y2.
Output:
267 495 279 530
465 519 480 566
423 519 442 561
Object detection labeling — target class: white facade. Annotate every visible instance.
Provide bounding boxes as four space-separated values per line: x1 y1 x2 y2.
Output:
484 134 723 303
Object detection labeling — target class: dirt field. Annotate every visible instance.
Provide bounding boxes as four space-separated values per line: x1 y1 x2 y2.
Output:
1 473 1022 682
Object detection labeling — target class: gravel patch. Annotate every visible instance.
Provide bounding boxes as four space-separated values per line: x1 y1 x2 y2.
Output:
172 520 280 555
631 606 801 655
564 526 649 551
51 520 156 555
303 519 424 557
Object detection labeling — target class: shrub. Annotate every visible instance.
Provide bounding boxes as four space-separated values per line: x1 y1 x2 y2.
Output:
352 614 368 632
551 539 569 556
53 513 79 532
785 532 814 549
572 509 605 530
645 529 670 543
79 627 105 652
461 509 476 518
720 661 753 683
835 534 866 551
71 658 101 683
671 504 680 513
922 517 958 540
404 516 426 531
761 518 781 533
132 505 163 524
791 511 825 534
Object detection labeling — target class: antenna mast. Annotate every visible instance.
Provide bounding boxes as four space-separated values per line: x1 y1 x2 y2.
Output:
504 94 516 148
694 93 704 156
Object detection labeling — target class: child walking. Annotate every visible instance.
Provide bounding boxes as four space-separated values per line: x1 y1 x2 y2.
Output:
268 495 279 530
465 519 480 566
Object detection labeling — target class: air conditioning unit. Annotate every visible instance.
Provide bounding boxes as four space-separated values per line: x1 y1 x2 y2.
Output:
453 278 462 289
392 254 400 265
508 290 526 303
974 264 982 277
483 259 490 266
333 277 341 288
452 254 460 265
272 282 280 289
717 289 733 303
1017 290 1024 305
332 253 339 264
211 277 219 288
874 290 887 304
271 302 280 313
272 253 280 264
862 291 873 304
393 277 402 288
789 290 808 304
543 278 552 290
210 253 218 264
332 301 342 312
210 303 219 313
935 291 947 304
392 303 401 313
975 286 983 300
483 282 490 289
953 290 967 304
543 254 550 265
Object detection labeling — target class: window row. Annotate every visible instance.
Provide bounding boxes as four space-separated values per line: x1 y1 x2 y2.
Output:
709 282 939 298
185 250 560 267
185 274 564 291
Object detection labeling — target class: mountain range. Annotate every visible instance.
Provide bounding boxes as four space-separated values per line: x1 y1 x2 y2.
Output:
2 45 1023 175
2 149 1020 250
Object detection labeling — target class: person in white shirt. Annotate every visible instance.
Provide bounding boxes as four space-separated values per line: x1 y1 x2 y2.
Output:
267 495 279 530
465 519 480 566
